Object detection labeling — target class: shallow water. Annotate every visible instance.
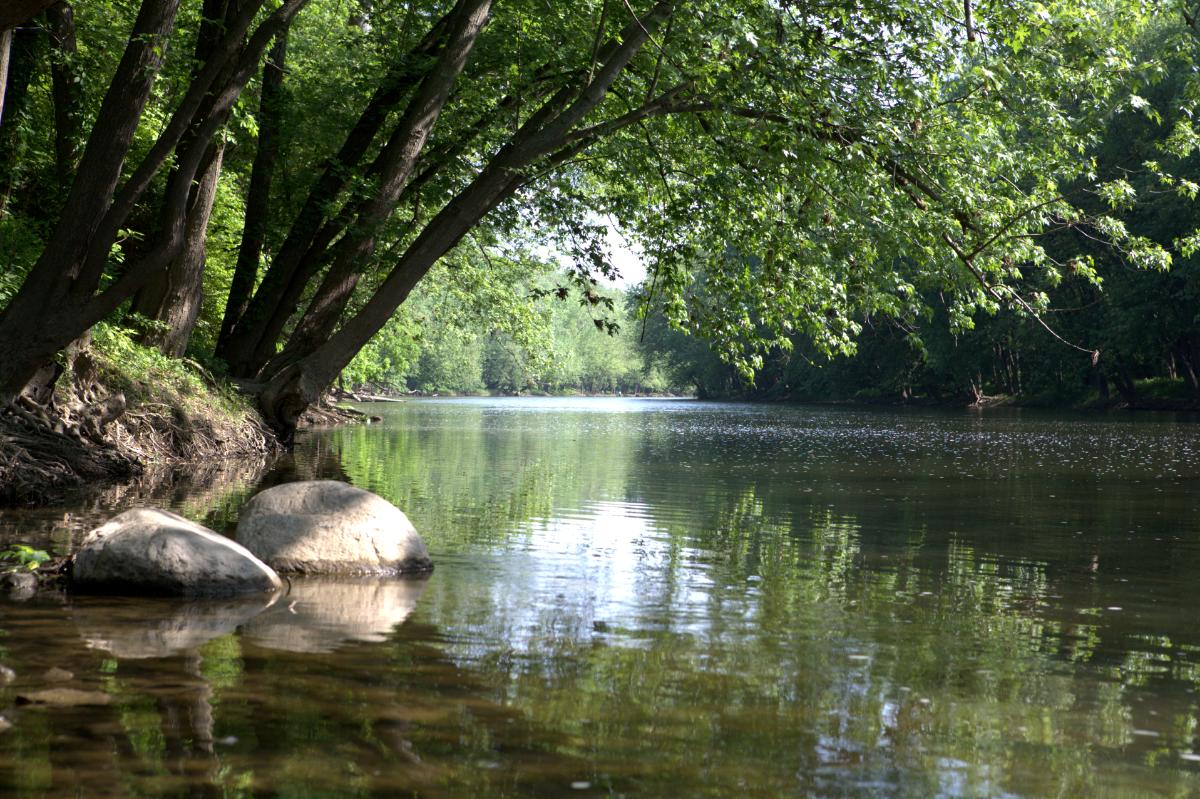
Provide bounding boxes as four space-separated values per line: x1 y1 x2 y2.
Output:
3 398 1200 797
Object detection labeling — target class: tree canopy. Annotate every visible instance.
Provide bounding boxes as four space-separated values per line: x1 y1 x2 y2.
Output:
0 0 1196 435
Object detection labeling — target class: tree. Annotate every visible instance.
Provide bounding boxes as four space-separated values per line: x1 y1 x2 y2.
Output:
0 0 1191 442
0 0 306 397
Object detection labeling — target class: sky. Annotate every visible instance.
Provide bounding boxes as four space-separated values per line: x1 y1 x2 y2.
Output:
605 221 647 287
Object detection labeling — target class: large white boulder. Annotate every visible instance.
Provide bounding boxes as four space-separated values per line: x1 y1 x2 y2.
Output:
236 480 432 575
72 508 283 597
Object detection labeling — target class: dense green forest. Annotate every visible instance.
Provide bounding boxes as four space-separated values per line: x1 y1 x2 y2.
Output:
339 255 675 395
2 0 1200 460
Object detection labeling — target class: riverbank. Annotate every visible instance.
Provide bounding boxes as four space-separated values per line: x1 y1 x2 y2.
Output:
0 327 360 506
747 376 1200 415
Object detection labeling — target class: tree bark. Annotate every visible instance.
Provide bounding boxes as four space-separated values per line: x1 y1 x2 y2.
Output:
130 142 225 356
217 9 457 376
218 27 288 350
258 1 674 439
46 2 82 189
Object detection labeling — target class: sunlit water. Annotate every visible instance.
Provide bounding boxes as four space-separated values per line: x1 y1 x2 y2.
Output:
3 398 1200 797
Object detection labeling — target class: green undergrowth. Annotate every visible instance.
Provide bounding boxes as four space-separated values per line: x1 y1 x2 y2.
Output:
89 323 253 421
81 323 274 463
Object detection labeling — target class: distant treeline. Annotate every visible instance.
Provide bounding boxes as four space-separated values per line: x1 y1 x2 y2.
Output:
341 258 678 396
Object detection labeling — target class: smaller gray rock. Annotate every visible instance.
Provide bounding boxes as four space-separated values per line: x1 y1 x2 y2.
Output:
237 481 432 575
72 509 282 597
0 571 37 598
42 667 73 683
16 688 111 707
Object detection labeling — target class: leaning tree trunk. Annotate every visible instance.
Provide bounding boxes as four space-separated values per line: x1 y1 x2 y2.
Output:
216 9 456 377
218 27 288 350
46 1 81 189
130 142 225 356
257 1 675 441
0 0 306 404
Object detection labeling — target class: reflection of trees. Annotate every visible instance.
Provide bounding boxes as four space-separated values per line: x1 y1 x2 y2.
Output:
316 404 642 552
0 455 275 554
4 404 1199 796
290 403 1200 796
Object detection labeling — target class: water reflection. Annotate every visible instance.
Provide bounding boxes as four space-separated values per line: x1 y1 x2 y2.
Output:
243 576 428 653
73 595 280 659
1 399 1200 796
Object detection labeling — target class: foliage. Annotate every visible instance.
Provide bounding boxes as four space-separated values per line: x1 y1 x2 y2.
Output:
344 252 680 395
2 0 1200 425
0 544 50 571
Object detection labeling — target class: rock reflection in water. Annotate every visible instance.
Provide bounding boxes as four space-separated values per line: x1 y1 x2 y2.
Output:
72 593 280 658
243 576 428 653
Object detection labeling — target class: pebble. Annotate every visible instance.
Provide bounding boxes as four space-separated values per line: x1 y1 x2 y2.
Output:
16 688 111 707
0 716 10 733
42 667 73 683
0 665 14 684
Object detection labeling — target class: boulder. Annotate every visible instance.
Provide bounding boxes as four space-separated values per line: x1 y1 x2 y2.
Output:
72 509 283 597
236 480 432 575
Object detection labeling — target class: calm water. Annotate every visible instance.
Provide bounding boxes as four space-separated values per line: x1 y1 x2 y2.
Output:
3 398 1200 797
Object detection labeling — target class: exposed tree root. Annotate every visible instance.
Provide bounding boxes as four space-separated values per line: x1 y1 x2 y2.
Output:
298 394 367 428
0 402 141 505
0 344 278 506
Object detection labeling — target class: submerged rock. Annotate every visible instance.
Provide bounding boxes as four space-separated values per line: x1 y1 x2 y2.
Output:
236 481 432 575
243 576 428 653
42 667 73 683
0 571 37 599
16 688 111 707
72 509 283 597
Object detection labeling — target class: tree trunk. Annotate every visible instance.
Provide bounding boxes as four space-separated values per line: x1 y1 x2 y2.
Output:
0 0 183 343
1111 366 1137 407
46 1 81 189
0 20 43 215
218 27 288 351
129 0 236 356
0 28 11 131
256 1 674 440
0 1 58 30
130 142 225 356
258 0 494 378
216 9 457 376
0 0 306 403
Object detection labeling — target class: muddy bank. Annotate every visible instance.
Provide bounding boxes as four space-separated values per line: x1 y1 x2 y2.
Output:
0 338 361 507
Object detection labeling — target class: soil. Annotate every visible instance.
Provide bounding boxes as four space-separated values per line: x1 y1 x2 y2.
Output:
0 345 292 506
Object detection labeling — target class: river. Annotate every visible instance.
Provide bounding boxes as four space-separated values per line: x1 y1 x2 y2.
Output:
2 397 1200 797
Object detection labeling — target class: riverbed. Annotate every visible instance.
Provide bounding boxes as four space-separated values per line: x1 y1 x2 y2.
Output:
2 397 1200 797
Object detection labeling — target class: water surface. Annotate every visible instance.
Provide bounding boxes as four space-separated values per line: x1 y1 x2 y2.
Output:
2 398 1200 797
